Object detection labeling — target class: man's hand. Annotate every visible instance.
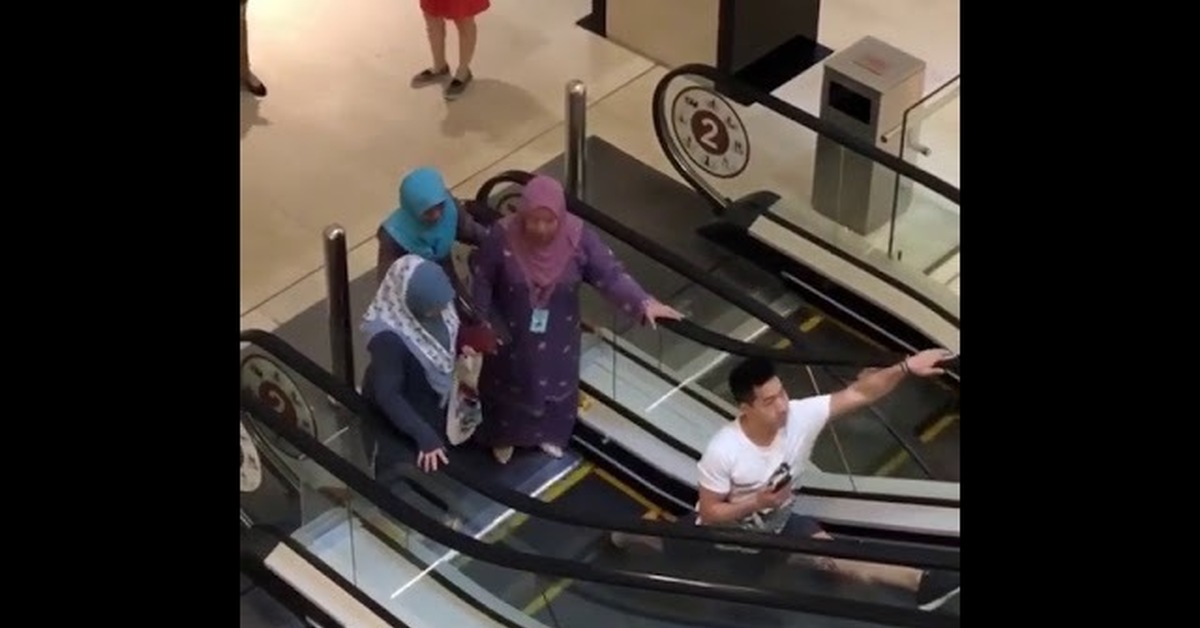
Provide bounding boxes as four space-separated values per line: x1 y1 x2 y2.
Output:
905 348 956 377
417 448 449 473
754 483 792 511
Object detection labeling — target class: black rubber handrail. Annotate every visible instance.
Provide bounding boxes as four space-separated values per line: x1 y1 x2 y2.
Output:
241 389 954 628
652 64 959 209
241 386 954 626
474 170 901 368
240 329 957 571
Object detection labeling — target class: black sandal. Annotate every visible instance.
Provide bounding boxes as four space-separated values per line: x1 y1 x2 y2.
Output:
411 66 450 88
242 76 267 97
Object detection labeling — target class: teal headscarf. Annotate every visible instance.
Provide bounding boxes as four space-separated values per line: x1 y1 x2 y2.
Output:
382 167 459 261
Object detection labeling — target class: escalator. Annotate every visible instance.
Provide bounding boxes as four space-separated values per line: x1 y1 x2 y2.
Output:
473 167 960 486
240 330 960 628
238 84 962 623
642 64 962 481
242 157 959 561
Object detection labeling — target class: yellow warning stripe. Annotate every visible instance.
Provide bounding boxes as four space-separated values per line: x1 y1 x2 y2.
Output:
772 314 823 349
592 466 664 518
803 303 885 350
541 462 596 502
522 576 574 616
521 506 661 617
476 462 595 544
873 413 959 477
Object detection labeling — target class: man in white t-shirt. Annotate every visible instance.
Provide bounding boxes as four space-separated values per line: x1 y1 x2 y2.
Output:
694 353 960 611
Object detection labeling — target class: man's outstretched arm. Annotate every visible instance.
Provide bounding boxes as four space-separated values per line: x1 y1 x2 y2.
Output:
829 348 954 419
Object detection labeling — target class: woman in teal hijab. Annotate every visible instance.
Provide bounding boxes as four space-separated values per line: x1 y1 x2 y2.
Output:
376 167 488 284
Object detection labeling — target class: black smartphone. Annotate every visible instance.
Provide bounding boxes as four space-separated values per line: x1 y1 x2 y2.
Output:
768 464 792 492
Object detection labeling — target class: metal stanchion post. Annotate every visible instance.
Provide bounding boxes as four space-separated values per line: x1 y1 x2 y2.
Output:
323 224 355 390
564 79 588 199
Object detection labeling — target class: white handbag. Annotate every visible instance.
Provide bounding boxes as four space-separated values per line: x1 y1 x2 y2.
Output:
445 352 484 446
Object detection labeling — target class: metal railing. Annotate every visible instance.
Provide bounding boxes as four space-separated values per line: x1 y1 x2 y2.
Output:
564 79 588 199
322 224 354 389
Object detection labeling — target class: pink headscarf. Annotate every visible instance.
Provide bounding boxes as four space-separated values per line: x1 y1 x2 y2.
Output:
500 175 585 307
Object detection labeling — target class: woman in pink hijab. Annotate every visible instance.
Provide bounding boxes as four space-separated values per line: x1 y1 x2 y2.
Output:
469 175 683 464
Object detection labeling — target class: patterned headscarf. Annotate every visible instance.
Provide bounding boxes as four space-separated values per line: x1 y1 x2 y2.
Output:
362 255 460 404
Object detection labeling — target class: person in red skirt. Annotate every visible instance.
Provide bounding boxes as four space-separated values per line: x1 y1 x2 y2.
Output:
410 0 490 101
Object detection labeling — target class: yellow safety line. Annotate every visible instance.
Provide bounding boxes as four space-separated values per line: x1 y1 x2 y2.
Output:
592 466 664 517
522 506 662 617
476 462 595 544
873 414 959 477
541 462 597 502
803 303 887 351
772 313 821 349
522 576 574 616
921 413 959 442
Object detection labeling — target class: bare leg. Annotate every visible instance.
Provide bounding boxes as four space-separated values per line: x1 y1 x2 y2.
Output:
424 14 449 71
453 17 477 79
610 532 664 551
240 5 266 95
788 531 923 590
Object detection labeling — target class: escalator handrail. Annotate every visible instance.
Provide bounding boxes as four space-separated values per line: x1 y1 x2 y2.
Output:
241 390 954 628
241 329 957 571
665 316 893 368
473 170 908 368
652 63 960 209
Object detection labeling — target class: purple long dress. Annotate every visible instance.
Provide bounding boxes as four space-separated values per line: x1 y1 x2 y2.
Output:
470 226 649 448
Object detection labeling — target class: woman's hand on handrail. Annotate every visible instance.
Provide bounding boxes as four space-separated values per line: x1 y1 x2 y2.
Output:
642 298 684 329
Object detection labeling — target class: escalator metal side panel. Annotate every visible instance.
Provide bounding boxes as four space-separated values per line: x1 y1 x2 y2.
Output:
242 526 363 628
748 216 960 355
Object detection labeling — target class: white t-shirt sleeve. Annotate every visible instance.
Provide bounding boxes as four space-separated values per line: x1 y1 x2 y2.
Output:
788 394 833 435
696 438 732 495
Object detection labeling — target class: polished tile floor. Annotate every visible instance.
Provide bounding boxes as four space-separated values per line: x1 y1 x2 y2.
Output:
240 0 960 330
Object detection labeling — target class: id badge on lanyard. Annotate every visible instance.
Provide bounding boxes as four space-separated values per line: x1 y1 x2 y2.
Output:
530 308 550 334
